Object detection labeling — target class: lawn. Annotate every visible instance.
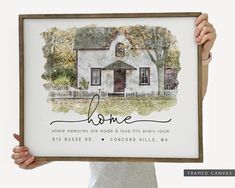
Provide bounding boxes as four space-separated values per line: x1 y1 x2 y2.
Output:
49 96 176 116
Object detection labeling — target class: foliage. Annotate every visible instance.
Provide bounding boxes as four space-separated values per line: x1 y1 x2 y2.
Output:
165 47 181 71
121 25 180 71
79 77 89 90
41 27 76 88
53 76 70 86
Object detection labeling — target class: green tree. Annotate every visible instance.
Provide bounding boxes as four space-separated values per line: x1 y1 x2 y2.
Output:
41 27 76 88
122 25 180 96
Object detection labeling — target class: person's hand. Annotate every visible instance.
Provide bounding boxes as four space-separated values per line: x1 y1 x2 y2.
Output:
12 133 50 169
195 13 217 60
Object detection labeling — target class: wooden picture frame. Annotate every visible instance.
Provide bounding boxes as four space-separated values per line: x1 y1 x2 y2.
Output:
19 12 203 162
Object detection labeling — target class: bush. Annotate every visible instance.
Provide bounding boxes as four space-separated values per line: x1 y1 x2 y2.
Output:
79 77 89 90
53 76 70 86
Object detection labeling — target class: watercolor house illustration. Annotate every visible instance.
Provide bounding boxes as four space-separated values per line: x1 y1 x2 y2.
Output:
74 27 178 96
73 27 177 97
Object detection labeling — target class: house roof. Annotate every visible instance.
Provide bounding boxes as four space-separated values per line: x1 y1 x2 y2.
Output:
102 60 137 70
73 26 156 50
74 27 118 50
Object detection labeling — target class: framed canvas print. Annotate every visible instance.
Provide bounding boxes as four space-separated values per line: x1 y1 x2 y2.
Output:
19 12 203 162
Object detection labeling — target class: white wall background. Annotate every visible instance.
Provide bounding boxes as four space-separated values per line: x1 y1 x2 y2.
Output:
0 0 234 187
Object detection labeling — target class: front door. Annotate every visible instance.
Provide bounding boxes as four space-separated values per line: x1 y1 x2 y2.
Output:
114 69 126 92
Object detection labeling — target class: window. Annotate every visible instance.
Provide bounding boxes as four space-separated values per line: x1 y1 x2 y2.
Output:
91 68 101 86
139 67 150 85
115 43 125 57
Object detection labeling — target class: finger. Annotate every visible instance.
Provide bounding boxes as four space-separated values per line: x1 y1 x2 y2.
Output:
196 25 215 43
13 146 28 153
15 155 31 165
19 156 35 169
198 33 217 45
13 133 22 142
11 151 29 159
25 160 44 170
195 20 209 37
196 13 208 25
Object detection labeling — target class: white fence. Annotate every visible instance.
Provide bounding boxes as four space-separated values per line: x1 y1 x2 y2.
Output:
48 90 108 99
48 89 177 99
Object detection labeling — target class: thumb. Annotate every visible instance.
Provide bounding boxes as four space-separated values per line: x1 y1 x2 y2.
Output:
13 133 22 142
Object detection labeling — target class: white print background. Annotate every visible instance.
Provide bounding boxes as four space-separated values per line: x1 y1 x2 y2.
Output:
0 0 234 188
23 17 198 158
